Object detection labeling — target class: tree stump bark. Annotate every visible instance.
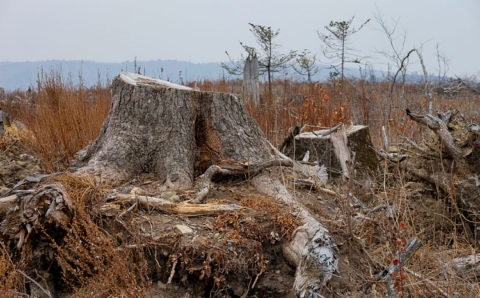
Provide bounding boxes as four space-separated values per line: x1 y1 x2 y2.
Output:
282 125 378 177
69 73 338 296
73 72 274 187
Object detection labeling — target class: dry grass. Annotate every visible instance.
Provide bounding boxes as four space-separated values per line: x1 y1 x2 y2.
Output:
46 173 149 297
0 242 26 297
2 71 110 172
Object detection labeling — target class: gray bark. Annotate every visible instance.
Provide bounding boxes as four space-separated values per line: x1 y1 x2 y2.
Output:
283 125 378 178
73 72 273 188
242 54 260 106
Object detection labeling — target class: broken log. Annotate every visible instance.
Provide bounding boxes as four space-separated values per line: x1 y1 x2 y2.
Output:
283 124 378 178
252 173 338 297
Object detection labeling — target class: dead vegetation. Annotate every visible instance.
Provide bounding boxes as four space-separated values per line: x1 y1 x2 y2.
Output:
0 71 479 297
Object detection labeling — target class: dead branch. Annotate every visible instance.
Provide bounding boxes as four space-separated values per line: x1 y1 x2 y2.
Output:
17 270 53 298
110 193 245 216
294 179 337 195
406 109 466 172
398 134 437 158
191 159 293 204
279 123 301 152
312 123 343 137
390 48 433 117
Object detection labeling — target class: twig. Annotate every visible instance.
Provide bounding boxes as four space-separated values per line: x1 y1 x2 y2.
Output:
192 159 293 203
17 270 53 298
294 179 337 195
403 267 450 298
312 123 343 137
167 259 178 284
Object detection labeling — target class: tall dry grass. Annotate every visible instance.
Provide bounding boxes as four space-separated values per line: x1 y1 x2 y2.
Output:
3 71 110 171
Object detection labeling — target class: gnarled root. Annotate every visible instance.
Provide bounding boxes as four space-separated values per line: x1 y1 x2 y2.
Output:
252 173 338 297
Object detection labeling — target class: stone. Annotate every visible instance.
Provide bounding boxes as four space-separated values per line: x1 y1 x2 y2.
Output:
175 224 193 235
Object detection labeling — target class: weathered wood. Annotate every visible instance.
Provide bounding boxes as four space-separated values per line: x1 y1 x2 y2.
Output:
111 193 245 216
192 158 293 203
449 255 480 278
252 173 338 297
407 109 467 173
73 72 274 188
284 125 378 177
242 54 260 106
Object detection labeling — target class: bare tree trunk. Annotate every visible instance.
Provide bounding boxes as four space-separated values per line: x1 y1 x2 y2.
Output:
73 72 274 188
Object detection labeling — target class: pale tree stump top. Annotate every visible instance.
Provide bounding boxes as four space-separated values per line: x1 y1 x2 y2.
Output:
119 72 192 91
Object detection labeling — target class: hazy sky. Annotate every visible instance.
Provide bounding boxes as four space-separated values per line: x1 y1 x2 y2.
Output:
1 0 479 76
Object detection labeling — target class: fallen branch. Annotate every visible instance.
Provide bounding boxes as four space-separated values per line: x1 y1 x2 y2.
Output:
110 193 245 216
295 179 337 196
191 159 293 204
406 109 466 173
311 123 343 137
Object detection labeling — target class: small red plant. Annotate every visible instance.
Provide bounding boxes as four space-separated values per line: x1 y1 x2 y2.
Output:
392 221 408 297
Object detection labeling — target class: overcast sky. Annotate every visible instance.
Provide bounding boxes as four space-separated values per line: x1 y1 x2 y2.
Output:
1 0 479 76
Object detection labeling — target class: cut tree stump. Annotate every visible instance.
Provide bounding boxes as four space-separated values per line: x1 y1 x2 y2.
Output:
73 72 274 188
69 73 337 296
282 125 378 177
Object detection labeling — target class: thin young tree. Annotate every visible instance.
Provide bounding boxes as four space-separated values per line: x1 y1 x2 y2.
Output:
292 49 319 83
318 17 370 102
374 13 410 119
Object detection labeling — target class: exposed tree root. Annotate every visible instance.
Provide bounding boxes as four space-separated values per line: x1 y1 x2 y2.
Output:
192 158 293 204
252 172 338 297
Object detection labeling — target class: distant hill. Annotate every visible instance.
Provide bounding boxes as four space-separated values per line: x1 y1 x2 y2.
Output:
0 60 227 91
0 59 420 91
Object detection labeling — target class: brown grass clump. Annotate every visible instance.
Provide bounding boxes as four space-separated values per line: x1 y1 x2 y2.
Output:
2 71 110 172
237 194 301 241
0 243 26 297
45 173 149 297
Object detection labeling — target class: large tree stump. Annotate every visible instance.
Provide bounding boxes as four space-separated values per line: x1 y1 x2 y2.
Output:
70 73 338 296
73 72 274 187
